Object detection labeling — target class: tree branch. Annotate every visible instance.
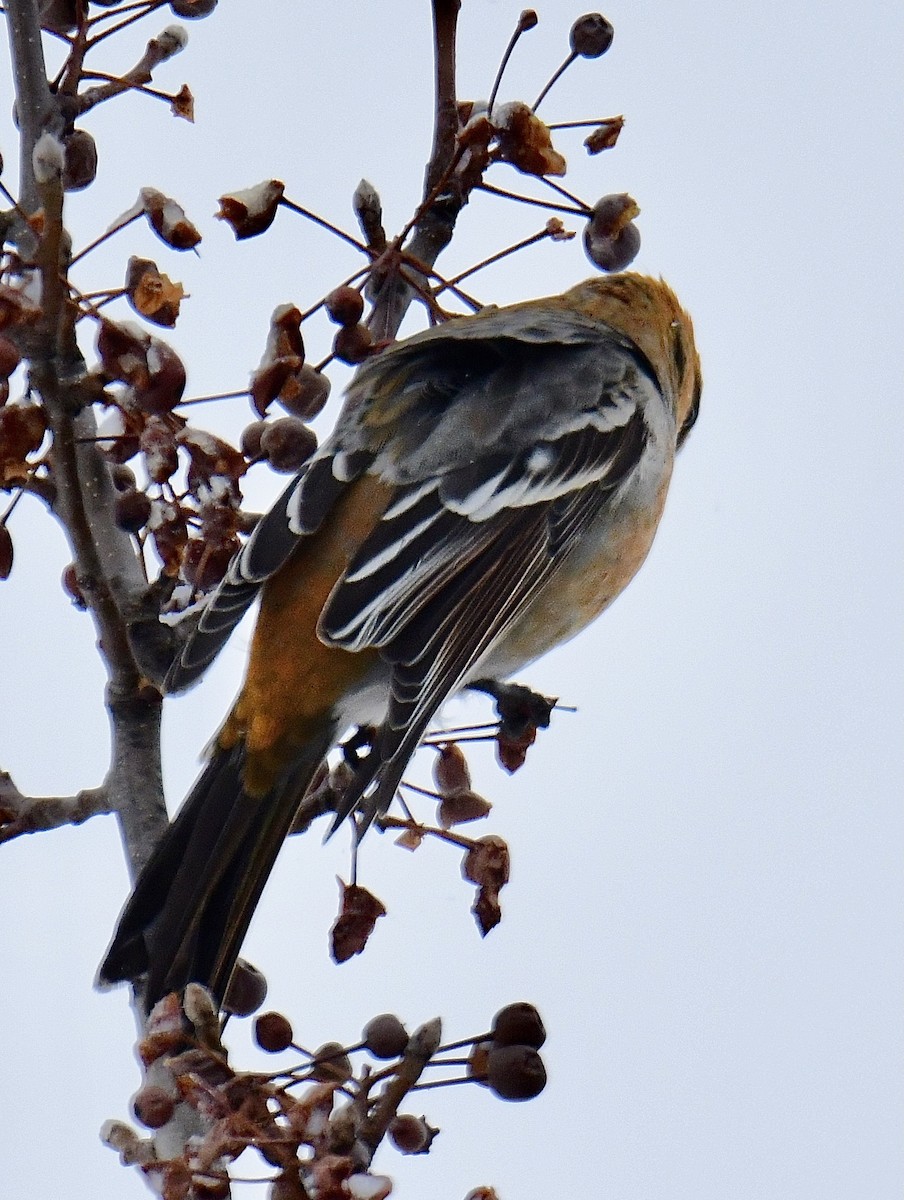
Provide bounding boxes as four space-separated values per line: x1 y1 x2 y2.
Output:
4 0 55 217
0 769 111 842
357 1018 443 1158
367 0 463 341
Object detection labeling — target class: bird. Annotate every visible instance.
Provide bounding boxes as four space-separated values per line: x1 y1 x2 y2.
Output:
99 271 702 1010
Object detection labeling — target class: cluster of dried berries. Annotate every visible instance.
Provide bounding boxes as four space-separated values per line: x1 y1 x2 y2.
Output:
105 990 545 1198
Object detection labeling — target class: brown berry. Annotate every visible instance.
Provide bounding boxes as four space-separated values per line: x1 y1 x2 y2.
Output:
114 488 152 533
222 960 268 1016
254 1011 293 1053
62 129 97 192
389 1114 435 1155
259 417 317 472
432 742 471 796
324 286 365 327
491 1002 546 1049
584 192 641 273
332 323 373 365
363 1013 408 1059
486 1044 547 1101
110 463 137 491
276 363 331 420
569 13 614 58
132 1084 175 1129
311 1042 352 1084
170 0 218 15
240 419 268 460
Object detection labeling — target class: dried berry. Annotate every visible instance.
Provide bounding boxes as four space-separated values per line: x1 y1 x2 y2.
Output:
240 419 268 460
132 1085 175 1129
140 418 179 483
114 488 152 533
254 1011 294 1053
389 1114 436 1155
222 959 268 1017
486 1043 547 1101
332 323 374 365
276 363 331 421
569 12 614 58
217 179 284 239
311 1042 352 1084
125 257 185 328
583 193 641 273
331 882 386 962
62 129 97 191
490 1002 546 1049
325 286 365 327
493 102 566 177
363 1013 408 1059
438 789 492 828
139 188 202 251
259 417 317 473
133 339 187 415
170 0 218 16
110 463 137 491
181 537 235 590
432 742 471 796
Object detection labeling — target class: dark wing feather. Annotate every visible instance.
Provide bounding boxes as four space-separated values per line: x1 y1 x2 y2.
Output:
165 450 370 692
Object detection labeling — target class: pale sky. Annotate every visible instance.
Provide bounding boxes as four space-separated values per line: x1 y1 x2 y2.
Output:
1 2 902 1198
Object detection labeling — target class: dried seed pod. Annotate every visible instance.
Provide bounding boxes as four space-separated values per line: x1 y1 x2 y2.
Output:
240 419 268 460
132 1085 175 1130
114 488 152 533
325 286 365 327
437 789 491 829
110 463 137 491
311 1042 352 1085
332 323 374 364
492 101 566 177
389 1114 436 1155
133 339 187 415
139 188 202 251
569 12 614 57
254 1011 294 1053
140 418 180 483
583 193 641 273
181 537 236 590
62 129 98 191
217 179 284 239
432 742 471 796
490 1002 546 1049
486 1043 547 1101
170 0 218 16
362 1013 408 1059
276 363 331 421
125 257 185 328
222 959 268 1017
259 417 317 472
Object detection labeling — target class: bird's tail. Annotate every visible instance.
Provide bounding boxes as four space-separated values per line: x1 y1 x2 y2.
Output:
98 728 334 1010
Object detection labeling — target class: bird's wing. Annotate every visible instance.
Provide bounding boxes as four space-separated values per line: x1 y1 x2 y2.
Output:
166 304 663 697
316 321 664 826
